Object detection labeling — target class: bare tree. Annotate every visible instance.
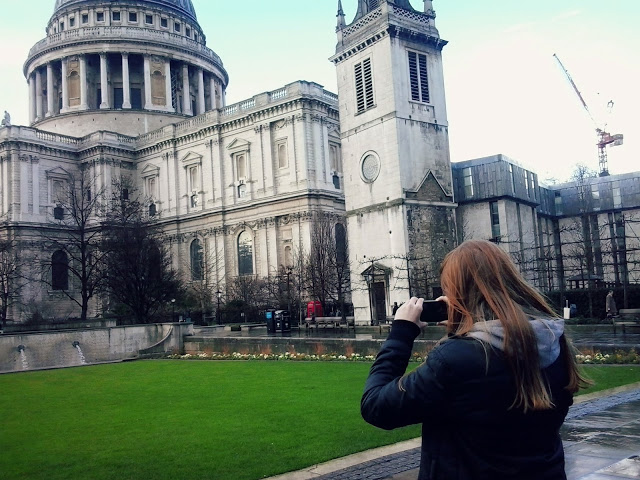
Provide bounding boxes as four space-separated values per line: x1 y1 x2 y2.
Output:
102 178 182 323
0 237 30 326
39 168 108 321
304 211 351 316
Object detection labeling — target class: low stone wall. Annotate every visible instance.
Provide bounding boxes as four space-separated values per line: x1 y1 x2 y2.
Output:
184 335 439 358
0 323 193 373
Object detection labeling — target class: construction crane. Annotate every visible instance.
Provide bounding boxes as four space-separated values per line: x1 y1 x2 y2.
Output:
553 53 623 176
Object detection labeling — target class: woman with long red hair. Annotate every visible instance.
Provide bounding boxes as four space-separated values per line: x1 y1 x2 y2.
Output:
362 239 588 480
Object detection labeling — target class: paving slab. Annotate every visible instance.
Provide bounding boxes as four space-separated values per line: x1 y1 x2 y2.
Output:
264 385 640 480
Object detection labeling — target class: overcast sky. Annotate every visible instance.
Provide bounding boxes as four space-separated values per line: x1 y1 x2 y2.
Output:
1 0 638 183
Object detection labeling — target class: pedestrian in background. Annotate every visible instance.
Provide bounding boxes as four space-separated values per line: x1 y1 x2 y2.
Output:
606 290 617 319
362 239 589 480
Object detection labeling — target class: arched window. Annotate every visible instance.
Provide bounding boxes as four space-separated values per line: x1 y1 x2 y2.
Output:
52 250 69 290
335 223 347 264
190 239 203 281
237 231 253 276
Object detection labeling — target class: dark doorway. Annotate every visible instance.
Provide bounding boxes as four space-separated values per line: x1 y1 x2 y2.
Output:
372 281 387 325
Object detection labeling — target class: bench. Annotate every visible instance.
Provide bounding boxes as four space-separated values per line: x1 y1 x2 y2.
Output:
305 316 355 332
613 309 640 334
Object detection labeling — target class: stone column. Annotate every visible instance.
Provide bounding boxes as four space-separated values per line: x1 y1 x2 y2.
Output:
61 58 69 113
143 55 152 110
46 63 54 117
208 76 216 110
100 52 109 109
122 52 131 109
182 63 192 115
197 68 205 115
164 58 173 112
35 69 43 121
79 55 88 109
28 74 36 123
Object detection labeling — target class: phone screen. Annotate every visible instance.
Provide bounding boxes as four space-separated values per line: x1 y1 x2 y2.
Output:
420 300 448 323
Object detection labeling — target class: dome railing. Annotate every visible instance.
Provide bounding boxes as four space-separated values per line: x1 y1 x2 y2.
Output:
27 26 221 65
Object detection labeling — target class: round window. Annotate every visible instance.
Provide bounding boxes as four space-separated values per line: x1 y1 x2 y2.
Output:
361 153 380 183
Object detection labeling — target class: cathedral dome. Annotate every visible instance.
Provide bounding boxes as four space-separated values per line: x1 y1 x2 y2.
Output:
53 0 198 22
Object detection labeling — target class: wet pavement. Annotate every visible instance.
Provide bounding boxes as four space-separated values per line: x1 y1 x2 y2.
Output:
266 385 640 480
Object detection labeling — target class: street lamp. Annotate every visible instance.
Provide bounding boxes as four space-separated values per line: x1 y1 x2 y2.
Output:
171 298 175 322
365 261 375 326
216 290 222 325
286 266 293 316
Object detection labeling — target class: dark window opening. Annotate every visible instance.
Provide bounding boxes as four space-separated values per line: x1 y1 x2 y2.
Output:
131 88 142 109
52 250 69 290
54 206 64 220
129 12 137 22
114 88 123 109
112 11 120 21
145 14 153 24
408 51 430 103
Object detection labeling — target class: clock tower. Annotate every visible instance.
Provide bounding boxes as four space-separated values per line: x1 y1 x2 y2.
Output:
331 0 457 323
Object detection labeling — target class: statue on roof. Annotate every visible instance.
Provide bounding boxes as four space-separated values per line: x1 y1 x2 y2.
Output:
1 111 10 127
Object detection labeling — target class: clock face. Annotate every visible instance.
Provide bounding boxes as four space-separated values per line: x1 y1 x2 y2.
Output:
361 153 380 183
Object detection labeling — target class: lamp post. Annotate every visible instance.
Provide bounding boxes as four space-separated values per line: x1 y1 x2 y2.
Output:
366 261 375 326
286 266 293 315
216 290 222 325
171 298 175 322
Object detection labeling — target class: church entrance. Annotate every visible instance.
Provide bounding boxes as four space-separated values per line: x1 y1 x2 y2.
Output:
371 281 387 325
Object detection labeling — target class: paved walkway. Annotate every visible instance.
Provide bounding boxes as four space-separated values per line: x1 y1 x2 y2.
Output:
266 384 640 480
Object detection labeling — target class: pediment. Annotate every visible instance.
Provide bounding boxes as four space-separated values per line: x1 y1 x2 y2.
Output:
180 151 203 167
46 166 71 180
141 163 160 178
227 138 251 152
406 170 452 202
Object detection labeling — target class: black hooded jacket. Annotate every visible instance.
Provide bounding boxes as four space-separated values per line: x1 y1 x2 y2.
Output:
361 320 573 480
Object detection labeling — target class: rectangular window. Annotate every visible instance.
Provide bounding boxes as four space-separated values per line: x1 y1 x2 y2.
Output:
591 184 600 210
236 154 246 179
69 17 75 27
188 166 200 193
114 87 123 108
185 27 191 37
174 22 181 32
146 177 157 199
554 192 563 215
96 11 104 22
462 167 473 197
408 51 430 103
354 58 374 114
160 17 168 28
145 14 153 24
490 201 501 240
523 170 529 197
129 12 137 22
509 164 516 194
613 182 622 208
81 13 89 24
112 11 120 21
60 21 65 31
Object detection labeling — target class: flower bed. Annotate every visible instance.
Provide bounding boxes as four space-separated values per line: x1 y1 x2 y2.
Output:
168 349 639 364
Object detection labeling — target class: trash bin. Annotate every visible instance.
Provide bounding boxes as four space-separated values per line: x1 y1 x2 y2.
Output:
265 309 276 334
275 310 291 332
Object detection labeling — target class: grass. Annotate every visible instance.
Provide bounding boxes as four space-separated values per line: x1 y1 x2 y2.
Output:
0 361 638 480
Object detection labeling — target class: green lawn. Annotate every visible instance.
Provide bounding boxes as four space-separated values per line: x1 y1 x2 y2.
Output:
0 361 638 480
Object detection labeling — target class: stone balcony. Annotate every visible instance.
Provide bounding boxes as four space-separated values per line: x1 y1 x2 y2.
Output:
26 25 223 67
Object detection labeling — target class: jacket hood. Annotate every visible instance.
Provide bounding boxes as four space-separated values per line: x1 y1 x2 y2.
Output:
467 317 565 368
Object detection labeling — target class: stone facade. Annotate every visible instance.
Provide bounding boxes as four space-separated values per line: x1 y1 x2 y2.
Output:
1 1 639 323
331 0 456 323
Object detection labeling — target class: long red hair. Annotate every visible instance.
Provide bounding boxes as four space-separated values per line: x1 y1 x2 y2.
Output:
440 240 586 411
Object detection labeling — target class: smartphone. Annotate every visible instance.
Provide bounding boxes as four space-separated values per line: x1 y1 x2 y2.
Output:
420 300 448 323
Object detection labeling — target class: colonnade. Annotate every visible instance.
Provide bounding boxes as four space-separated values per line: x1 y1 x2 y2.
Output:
27 52 225 124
